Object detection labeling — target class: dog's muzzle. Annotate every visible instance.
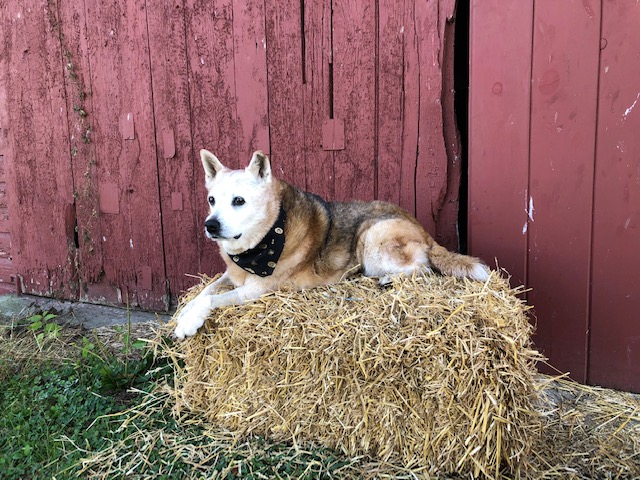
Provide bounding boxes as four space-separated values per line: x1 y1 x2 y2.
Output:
205 218 221 237
204 218 242 240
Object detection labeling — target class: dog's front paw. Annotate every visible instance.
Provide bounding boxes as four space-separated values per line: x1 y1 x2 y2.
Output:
174 299 211 339
175 318 203 339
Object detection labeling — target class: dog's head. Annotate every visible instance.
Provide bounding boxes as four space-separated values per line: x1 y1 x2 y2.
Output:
200 149 277 253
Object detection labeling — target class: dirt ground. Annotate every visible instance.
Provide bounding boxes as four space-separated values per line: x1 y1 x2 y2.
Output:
0 293 170 329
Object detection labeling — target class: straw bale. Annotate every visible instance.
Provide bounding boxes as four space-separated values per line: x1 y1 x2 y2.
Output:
168 272 543 478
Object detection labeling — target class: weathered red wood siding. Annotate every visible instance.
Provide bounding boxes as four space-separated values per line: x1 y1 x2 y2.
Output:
147 0 200 299
0 29 15 294
0 0 461 311
469 0 640 392
0 153 14 294
3 0 78 300
468 1 532 288
58 0 101 304
72 0 167 310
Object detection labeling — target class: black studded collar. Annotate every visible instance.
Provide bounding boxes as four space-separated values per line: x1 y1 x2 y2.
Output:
229 206 286 277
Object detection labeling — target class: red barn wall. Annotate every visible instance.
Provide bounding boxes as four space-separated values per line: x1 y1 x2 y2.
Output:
469 0 640 393
0 1 462 309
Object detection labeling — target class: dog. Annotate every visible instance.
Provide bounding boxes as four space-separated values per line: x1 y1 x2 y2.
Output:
174 150 490 339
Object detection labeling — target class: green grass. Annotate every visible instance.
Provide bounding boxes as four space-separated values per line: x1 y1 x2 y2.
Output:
0 315 170 480
0 356 359 479
0 360 126 478
0 321 366 480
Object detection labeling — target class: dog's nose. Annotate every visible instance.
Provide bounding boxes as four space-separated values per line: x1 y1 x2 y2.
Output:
205 218 221 236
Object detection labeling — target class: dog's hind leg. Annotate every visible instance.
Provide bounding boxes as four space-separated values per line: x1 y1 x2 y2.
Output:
359 219 433 283
360 218 489 283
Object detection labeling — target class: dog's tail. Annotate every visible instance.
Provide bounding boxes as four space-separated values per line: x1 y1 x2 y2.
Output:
427 244 490 281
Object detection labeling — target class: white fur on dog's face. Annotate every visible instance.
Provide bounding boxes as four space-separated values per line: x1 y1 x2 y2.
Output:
201 150 275 254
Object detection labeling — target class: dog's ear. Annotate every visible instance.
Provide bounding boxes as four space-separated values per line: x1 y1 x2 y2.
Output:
246 151 271 181
200 149 226 180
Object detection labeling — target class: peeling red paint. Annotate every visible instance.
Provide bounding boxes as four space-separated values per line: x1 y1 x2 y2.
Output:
1 0 460 312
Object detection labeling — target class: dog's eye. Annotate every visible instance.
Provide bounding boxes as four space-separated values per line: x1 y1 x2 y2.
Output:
232 196 245 207
208 196 215 206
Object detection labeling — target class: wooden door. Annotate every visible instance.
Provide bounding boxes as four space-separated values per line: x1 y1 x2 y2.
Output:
469 0 640 392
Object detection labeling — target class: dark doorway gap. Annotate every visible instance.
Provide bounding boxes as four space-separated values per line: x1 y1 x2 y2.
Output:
454 0 470 254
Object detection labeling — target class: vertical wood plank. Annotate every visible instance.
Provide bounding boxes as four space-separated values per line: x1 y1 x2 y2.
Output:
398 1 419 218
527 0 600 381
57 0 107 303
590 0 640 392
468 0 533 285
0 12 16 294
376 0 403 207
412 0 449 235
0 160 16 293
186 0 237 166
184 0 236 276
83 0 167 310
302 0 334 199
264 0 306 187
3 0 78 299
233 0 270 161
147 0 201 299
332 0 376 201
